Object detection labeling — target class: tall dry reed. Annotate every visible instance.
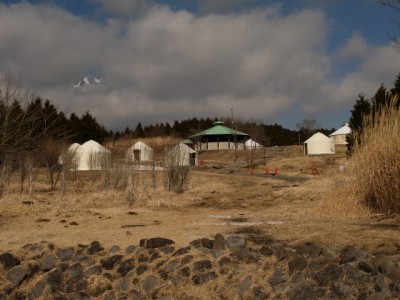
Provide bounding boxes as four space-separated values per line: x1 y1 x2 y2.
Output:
349 96 400 213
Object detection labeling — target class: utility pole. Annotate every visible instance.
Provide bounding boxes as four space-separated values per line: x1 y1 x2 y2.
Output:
231 106 237 159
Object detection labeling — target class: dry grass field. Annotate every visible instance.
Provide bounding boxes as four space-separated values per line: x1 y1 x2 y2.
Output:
1 144 399 257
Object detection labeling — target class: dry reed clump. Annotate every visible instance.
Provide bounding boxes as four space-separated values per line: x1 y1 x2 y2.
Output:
349 97 400 213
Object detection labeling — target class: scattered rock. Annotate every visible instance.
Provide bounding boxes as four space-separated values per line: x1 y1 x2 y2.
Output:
140 237 175 249
41 254 59 271
315 264 342 286
56 247 75 261
288 257 307 275
271 242 285 261
0 253 20 269
226 236 246 251
193 260 212 272
87 241 104 255
6 266 27 285
100 255 123 270
213 233 227 251
192 272 217 285
340 245 360 264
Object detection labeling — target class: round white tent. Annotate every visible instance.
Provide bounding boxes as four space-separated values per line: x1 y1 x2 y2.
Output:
165 143 198 166
125 141 154 162
245 139 263 149
59 142 81 167
77 140 111 171
329 123 351 145
304 132 335 155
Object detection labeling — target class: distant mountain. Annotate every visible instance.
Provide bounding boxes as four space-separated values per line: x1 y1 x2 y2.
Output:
73 76 101 88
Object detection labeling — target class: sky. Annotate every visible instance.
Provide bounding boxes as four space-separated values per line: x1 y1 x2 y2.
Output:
1 0 400 131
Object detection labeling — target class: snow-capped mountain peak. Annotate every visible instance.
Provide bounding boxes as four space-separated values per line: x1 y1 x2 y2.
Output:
74 76 101 88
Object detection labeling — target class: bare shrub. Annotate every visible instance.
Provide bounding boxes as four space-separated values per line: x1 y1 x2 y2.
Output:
164 144 191 193
348 96 400 213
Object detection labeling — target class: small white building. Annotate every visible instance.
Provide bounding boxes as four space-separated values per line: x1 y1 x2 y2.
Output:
165 143 198 166
329 123 351 145
76 140 112 170
59 143 81 168
245 139 263 149
125 141 154 162
304 132 335 155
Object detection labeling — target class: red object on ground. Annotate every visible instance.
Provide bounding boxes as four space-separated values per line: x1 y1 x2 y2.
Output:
265 167 269 174
274 168 278 175
200 160 204 167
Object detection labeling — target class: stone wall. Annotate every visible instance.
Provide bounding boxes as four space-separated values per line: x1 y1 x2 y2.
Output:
1 234 400 299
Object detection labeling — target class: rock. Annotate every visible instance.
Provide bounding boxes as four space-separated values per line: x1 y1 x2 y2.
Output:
180 267 191 277
173 246 191 256
85 265 102 277
109 245 120 253
358 260 378 275
181 255 193 265
28 279 48 299
142 275 158 292
27 262 40 277
226 236 246 251
271 242 285 261
288 257 307 275
332 281 353 298
374 274 386 292
45 269 64 292
287 283 325 300
213 233 227 251
388 267 400 283
294 242 322 258
56 247 75 261
140 237 175 249
193 260 212 272
87 241 104 255
167 259 180 272
192 272 217 285
116 258 135 276
268 268 288 288
260 246 273 257
218 256 231 267
339 245 360 264
100 255 123 270
125 245 136 254
237 275 252 298
253 286 269 300
315 264 342 286
201 238 214 249
116 275 132 293
160 246 175 254
6 266 27 285
136 264 148 275
0 253 20 269
41 254 59 271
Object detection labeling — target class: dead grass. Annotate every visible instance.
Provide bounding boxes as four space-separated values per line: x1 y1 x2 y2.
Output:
0 145 399 254
349 98 400 213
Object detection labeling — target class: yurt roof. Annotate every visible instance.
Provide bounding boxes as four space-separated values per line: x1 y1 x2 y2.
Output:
329 123 351 136
245 139 263 147
131 141 152 150
190 121 249 138
172 143 197 154
304 132 331 143
68 143 81 151
79 140 110 153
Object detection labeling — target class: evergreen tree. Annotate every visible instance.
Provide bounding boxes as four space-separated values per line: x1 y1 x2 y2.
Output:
347 94 371 155
372 83 390 111
135 122 145 138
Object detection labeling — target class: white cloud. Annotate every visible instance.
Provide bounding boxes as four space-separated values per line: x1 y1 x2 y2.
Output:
90 0 154 17
0 2 399 131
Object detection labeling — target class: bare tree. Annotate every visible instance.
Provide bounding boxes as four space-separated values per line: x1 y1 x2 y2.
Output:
164 144 191 193
296 119 320 140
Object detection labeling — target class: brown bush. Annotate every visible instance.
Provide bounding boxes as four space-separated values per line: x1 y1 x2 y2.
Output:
349 96 400 213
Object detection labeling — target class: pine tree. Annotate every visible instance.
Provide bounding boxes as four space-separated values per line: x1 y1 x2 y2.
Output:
135 122 145 138
347 94 371 155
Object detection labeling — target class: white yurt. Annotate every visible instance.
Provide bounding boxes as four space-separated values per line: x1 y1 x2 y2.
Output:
76 140 111 170
304 132 335 155
59 143 81 167
125 141 154 162
245 139 263 149
329 123 351 145
165 143 198 167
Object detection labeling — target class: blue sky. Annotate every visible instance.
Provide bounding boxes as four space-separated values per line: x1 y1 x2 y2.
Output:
0 0 399 131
